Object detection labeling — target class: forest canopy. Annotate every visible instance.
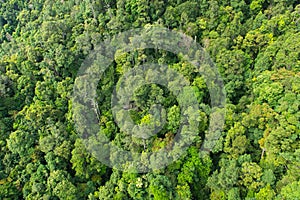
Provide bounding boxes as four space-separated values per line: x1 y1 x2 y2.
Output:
0 0 299 199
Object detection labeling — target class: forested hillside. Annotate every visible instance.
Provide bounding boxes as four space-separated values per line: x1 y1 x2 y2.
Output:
0 0 299 199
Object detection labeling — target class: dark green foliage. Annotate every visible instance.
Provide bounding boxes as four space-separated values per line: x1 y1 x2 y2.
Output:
0 0 299 199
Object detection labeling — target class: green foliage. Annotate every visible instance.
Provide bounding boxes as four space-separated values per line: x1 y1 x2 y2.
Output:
0 0 299 199
255 184 275 200
149 175 173 200
277 181 300 200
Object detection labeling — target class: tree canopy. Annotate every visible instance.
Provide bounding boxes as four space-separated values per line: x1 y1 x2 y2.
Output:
0 0 299 199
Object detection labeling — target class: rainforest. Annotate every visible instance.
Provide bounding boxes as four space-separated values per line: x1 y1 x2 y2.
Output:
0 0 299 199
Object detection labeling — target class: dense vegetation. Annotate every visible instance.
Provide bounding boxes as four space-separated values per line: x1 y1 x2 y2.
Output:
0 0 299 199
